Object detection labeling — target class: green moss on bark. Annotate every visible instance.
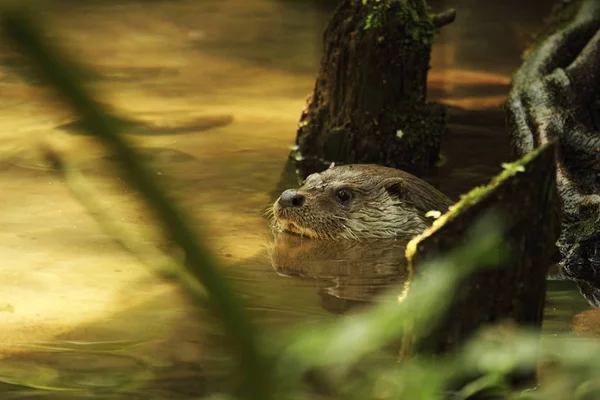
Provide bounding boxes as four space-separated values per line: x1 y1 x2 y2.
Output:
406 144 548 262
398 0 436 47
362 0 387 30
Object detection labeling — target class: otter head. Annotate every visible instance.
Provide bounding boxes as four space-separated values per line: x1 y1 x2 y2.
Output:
271 164 454 240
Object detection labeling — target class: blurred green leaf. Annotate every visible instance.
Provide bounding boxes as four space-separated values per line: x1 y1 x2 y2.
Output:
0 5 270 400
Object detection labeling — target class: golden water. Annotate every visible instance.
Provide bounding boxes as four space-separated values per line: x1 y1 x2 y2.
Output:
0 0 591 396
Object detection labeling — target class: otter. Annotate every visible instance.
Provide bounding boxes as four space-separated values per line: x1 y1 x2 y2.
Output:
271 164 454 240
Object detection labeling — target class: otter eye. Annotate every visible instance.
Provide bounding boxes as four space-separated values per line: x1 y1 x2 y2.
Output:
335 188 353 205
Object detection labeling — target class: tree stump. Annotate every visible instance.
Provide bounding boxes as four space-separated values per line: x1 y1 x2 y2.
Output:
293 0 456 178
505 0 600 284
402 141 559 356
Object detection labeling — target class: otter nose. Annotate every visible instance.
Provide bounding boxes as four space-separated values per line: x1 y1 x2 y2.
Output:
278 189 305 208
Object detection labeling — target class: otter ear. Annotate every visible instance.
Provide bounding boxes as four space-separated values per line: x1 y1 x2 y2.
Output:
383 177 450 214
383 178 408 201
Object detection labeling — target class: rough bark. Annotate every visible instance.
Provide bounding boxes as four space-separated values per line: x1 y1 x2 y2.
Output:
403 141 559 356
293 0 455 178
505 0 600 284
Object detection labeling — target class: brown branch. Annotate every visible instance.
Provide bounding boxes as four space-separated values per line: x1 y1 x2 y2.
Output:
432 9 456 29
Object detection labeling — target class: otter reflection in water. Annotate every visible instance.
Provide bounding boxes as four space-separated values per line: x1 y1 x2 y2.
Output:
271 164 453 239
270 233 412 313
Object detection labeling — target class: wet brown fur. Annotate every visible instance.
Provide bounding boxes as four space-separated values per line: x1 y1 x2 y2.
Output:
272 164 454 240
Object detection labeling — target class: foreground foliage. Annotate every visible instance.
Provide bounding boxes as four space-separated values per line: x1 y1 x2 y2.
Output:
1 4 599 400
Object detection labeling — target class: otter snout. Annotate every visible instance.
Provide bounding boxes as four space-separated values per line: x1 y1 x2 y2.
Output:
278 189 305 209
273 189 317 237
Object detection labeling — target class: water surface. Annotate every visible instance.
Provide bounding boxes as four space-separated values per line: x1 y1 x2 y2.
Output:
0 0 593 397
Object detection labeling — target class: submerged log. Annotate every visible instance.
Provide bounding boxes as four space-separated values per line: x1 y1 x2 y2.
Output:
505 0 600 282
403 141 558 356
293 0 456 178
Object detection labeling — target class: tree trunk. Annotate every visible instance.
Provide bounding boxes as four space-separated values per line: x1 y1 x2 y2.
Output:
505 0 600 285
403 141 559 356
293 0 455 178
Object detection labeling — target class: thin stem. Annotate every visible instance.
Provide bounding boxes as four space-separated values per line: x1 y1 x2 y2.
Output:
0 7 270 399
